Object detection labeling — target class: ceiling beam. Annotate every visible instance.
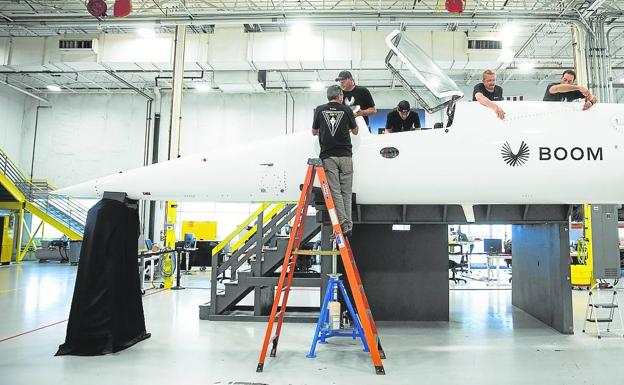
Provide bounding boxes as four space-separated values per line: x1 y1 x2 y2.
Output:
0 78 50 104
0 12 595 28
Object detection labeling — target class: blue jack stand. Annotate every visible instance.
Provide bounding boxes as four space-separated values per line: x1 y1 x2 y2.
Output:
306 274 369 358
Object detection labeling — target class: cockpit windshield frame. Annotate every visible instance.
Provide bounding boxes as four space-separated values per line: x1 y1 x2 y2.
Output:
384 30 464 119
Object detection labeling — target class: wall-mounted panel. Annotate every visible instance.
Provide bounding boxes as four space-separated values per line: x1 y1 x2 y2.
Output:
250 33 287 70
99 34 172 63
9 37 45 66
0 38 11 65
208 27 252 70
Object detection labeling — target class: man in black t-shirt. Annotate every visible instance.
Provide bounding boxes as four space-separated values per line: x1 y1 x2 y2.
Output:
384 100 421 133
543 69 597 110
472 69 505 120
312 85 359 236
336 70 376 131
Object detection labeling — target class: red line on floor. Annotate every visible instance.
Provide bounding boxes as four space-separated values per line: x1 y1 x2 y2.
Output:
144 288 167 296
0 319 68 343
0 288 167 343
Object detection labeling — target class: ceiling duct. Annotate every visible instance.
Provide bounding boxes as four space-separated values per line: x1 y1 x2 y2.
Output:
466 33 502 52
214 70 266 92
59 38 99 53
467 39 502 50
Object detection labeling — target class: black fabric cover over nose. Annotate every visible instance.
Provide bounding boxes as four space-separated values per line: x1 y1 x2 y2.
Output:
56 198 150 356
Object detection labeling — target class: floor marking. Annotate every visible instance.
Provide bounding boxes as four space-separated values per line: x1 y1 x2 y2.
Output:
0 319 68 343
0 288 167 342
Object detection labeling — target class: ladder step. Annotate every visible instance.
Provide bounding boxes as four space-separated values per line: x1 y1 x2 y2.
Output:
257 163 385 374
293 249 340 256
585 318 613 323
591 303 618 308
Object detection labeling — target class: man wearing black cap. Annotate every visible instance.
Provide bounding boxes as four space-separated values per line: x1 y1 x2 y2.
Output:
336 70 376 131
312 85 359 236
384 100 421 134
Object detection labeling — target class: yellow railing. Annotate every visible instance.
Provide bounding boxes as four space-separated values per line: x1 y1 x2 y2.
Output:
0 146 87 240
211 203 287 256
230 203 287 252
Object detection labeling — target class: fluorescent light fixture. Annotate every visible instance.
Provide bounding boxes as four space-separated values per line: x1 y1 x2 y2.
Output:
392 224 411 231
310 81 324 91
500 23 519 47
518 62 535 72
137 28 156 38
498 48 515 63
46 84 62 92
290 21 311 36
194 83 212 92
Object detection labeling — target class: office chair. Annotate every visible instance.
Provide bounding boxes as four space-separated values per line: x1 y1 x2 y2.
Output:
449 260 467 284
450 228 473 275
504 258 512 283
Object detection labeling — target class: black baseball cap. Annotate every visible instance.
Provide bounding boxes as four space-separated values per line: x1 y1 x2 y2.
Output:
335 70 353 81
398 100 410 112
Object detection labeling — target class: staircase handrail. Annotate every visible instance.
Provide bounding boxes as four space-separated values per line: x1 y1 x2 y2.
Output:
216 204 296 276
0 147 87 234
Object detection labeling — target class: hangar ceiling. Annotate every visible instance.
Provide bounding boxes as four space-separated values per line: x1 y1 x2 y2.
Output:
0 0 621 21
0 0 622 95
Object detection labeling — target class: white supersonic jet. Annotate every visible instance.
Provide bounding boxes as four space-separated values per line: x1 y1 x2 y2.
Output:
55 30 624 221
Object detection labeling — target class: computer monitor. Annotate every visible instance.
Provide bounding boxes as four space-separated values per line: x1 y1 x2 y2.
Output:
183 233 196 249
483 238 502 255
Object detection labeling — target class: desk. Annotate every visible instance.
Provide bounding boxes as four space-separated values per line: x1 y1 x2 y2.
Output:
138 249 173 294
486 254 511 282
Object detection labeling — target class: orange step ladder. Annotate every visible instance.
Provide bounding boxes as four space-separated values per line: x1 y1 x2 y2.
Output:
256 158 386 375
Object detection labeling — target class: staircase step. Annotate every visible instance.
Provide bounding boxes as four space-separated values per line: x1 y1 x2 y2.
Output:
585 318 613 323
591 303 618 308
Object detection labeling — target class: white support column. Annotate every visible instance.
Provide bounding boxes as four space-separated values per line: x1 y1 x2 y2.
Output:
168 25 187 161
572 24 589 87
162 25 186 287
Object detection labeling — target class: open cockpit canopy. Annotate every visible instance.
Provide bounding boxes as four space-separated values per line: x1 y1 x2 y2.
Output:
385 30 464 117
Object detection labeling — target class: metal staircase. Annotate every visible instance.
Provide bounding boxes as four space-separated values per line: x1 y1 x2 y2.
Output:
200 204 322 321
0 147 87 241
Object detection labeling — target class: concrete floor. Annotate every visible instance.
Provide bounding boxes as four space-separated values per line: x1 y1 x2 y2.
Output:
1 262 622 385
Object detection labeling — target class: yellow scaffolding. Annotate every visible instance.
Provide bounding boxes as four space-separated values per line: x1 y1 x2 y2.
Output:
0 147 85 264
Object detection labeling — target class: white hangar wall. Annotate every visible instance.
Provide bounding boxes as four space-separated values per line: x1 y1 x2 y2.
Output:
0 88 30 172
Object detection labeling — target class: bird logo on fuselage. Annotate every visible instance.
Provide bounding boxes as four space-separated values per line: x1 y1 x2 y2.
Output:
501 141 530 167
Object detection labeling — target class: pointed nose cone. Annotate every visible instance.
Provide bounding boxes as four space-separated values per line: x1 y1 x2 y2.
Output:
52 179 100 198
